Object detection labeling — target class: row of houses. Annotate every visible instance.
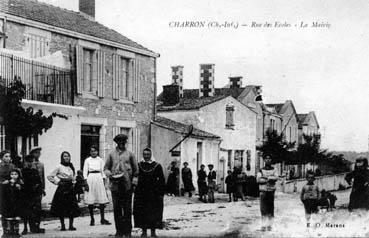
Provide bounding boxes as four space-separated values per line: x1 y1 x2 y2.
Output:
154 65 320 192
0 0 319 200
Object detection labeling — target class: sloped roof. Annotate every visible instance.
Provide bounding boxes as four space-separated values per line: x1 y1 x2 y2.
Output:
152 116 221 139
157 87 246 102
265 103 284 114
2 0 155 54
157 95 227 111
297 113 308 128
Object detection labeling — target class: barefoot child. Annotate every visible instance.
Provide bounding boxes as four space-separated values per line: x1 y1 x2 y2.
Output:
301 171 320 222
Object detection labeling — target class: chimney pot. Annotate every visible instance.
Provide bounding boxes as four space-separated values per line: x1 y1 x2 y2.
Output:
199 64 215 97
79 0 95 19
229 76 243 89
171 66 184 98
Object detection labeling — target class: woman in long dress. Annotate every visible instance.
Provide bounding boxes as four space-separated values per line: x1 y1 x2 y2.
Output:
181 162 195 197
345 157 369 211
133 148 165 237
48 151 80 231
166 161 179 196
83 146 110 226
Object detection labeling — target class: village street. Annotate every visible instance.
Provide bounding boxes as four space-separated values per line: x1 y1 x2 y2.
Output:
18 189 369 238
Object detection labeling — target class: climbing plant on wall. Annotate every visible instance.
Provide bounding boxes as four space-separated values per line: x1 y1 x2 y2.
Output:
0 77 68 152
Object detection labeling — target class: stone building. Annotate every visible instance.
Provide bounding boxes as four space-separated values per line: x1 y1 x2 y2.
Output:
157 65 257 190
0 0 159 202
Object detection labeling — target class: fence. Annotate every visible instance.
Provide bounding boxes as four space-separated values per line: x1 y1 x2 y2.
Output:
277 173 349 193
0 51 75 105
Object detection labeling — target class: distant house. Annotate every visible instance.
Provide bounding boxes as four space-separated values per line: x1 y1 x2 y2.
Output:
151 116 221 191
297 112 320 144
0 0 159 202
157 65 257 190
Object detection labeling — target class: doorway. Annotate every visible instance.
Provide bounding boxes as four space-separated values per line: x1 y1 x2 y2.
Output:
218 158 225 192
81 125 101 169
196 142 203 171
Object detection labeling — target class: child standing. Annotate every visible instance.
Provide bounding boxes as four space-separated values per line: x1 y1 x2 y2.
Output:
2 169 23 238
75 170 88 202
225 170 234 202
300 171 320 222
257 156 278 232
207 164 216 203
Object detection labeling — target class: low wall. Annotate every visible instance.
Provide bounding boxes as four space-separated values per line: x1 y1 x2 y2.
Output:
278 173 349 193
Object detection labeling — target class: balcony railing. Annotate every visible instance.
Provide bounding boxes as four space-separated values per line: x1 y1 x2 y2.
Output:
0 52 75 105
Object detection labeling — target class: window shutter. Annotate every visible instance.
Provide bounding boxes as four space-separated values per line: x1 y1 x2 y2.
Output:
127 60 134 100
112 54 120 99
76 45 84 94
133 126 140 157
97 50 106 98
112 126 120 139
133 59 140 102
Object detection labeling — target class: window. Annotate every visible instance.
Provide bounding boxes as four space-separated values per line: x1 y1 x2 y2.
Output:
0 125 5 151
28 34 49 58
225 104 235 129
83 48 95 93
234 150 244 168
246 150 251 171
119 57 130 99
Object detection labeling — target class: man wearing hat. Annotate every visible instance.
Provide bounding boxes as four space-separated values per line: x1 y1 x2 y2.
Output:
104 134 138 237
30 146 45 233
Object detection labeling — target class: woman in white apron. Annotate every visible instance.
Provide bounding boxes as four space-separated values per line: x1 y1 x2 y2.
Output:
83 146 111 226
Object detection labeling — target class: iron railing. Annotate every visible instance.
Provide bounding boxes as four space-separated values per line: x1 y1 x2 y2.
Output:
0 52 75 105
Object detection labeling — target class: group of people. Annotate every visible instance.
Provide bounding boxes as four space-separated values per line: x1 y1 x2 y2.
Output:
0 134 166 238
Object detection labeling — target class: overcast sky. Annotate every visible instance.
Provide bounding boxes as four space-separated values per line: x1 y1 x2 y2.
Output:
42 0 369 152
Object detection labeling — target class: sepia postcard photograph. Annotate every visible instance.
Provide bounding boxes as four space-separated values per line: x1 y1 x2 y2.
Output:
0 0 369 237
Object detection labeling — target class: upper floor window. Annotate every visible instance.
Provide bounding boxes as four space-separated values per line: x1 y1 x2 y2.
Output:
234 150 244 168
83 48 95 93
119 57 131 99
28 34 48 58
226 104 235 129
246 150 251 171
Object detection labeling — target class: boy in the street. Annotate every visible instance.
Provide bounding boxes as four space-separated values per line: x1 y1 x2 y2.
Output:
301 171 320 222
256 155 277 232
225 170 234 202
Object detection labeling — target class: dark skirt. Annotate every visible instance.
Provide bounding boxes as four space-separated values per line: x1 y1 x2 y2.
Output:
183 179 195 192
166 174 179 195
197 181 208 196
133 191 164 229
348 188 369 210
260 191 275 217
50 182 80 218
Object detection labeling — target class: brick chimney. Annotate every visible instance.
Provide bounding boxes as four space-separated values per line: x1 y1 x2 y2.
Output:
79 0 95 19
162 84 180 106
199 64 215 97
171 66 184 98
229 76 242 89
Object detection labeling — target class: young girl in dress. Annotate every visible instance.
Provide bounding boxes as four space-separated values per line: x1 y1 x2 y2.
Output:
2 168 23 238
83 146 110 226
47 151 80 231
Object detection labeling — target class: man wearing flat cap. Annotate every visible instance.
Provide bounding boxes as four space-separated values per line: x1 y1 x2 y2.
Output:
27 146 45 233
104 134 138 237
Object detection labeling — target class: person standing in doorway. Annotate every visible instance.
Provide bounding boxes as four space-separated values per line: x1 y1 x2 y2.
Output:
166 161 179 196
30 147 45 233
207 164 216 203
257 155 278 232
181 162 195 197
104 134 138 238
48 151 80 231
197 164 208 202
133 148 165 237
83 146 110 226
